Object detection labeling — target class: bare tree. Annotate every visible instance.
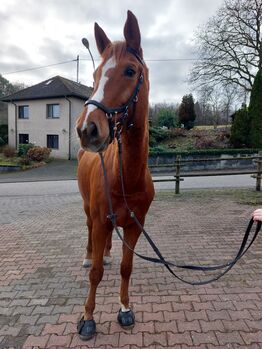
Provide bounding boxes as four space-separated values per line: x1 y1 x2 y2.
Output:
190 0 262 93
195 84 240 126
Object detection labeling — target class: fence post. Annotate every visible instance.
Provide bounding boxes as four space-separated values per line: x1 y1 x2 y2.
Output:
175 155 181 194
256 151 262 191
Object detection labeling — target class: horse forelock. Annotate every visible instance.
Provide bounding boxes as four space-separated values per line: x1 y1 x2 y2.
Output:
102 41 144 67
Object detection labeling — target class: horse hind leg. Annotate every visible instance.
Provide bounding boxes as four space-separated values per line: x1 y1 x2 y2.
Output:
83 214 93 268
83 222 113 268
103 230 113 265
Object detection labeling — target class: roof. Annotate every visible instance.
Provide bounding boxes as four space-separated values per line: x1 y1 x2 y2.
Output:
1 76 93 102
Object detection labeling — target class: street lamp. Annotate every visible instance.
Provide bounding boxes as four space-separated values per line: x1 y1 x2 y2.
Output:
82 38 96 72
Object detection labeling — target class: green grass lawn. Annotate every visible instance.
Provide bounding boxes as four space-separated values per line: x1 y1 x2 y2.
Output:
0 154 21 166
0 154 48 170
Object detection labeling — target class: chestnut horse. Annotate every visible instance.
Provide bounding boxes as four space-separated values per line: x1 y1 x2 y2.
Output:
76 10 154 339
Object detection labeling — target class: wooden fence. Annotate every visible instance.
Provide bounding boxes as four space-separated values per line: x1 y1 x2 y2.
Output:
152 151 262 194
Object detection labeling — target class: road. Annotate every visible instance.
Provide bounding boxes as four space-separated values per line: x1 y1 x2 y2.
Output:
0 173 255 197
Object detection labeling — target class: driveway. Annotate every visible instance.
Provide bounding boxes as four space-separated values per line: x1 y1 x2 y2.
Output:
0 160 78 183
0 183 261 348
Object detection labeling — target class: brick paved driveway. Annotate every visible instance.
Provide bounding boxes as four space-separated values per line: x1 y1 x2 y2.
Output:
0 187 262 349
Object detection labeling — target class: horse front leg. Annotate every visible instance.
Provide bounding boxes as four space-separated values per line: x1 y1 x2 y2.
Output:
118 223 142 328
78 223 108 340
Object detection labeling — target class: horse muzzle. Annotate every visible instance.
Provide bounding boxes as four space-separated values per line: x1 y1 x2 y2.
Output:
77 121 110 153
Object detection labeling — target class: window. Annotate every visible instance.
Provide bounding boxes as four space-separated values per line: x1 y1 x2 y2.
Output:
18 105 29 119
47 104 60 118
47 134 59 149
19 134 29 144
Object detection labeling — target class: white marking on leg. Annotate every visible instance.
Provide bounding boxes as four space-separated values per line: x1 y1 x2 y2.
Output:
119 297 130 312
82 57 116 131
82 258 92 268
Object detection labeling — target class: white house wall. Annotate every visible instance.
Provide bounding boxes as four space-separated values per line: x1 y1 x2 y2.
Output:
9 98 70 159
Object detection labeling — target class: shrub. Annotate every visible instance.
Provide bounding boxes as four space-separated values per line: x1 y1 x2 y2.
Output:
27 146 51 162
194 136 216 149
149 127 169 147
3 145 16 157
157 108 178 128
18 143 35 156
169 128 187 137
19 155 30 166
149 145 167 153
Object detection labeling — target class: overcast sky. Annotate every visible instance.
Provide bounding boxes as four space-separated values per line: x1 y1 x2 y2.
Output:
1 0 224 104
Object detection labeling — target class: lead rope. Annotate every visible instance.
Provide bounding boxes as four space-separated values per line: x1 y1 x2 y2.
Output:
99 141 262 286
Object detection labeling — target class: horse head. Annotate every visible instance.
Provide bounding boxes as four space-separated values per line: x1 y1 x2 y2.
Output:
77 10 147 152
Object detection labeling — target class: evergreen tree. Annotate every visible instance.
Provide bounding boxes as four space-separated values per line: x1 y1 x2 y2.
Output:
178 94 196 130
249 68 262 148
230 106 250 147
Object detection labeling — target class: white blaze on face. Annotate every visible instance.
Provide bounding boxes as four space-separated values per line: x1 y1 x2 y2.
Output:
82 56 116 131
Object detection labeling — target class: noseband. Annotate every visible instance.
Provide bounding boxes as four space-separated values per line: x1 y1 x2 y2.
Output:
84 47 144 143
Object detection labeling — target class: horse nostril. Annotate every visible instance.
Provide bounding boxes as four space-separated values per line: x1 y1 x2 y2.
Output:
90 122 98 138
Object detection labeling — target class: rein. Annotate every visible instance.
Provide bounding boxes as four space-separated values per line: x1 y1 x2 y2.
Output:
99 138 262 286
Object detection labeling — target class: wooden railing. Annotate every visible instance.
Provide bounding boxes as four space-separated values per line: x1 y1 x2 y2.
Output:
152 151 262 194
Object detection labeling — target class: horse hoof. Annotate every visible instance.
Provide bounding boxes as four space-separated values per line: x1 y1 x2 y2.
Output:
117 309 135 329
77 316 96 340
103 256 112 265
82 259 92 268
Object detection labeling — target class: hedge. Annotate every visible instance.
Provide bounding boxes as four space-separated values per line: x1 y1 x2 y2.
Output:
149 148 262 157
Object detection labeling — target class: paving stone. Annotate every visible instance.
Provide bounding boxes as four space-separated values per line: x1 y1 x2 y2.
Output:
168 332 193 346
46 333 72 347
18 314 39 326
42 323 66 336
22 334 49 348
36 314 60 324
216 331 245 345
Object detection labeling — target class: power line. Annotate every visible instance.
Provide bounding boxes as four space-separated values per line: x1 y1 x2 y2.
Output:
2 59 76 75
1 56 201 76
80 57 200 62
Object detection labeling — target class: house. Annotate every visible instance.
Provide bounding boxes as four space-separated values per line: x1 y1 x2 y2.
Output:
2 76 92 159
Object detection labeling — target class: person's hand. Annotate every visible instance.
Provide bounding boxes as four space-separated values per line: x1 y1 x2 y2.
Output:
253 209 262 222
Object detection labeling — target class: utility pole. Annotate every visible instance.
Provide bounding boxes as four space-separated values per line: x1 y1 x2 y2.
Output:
76 55 79 83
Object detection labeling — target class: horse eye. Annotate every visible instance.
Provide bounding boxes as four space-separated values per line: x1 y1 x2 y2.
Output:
124 67 136 77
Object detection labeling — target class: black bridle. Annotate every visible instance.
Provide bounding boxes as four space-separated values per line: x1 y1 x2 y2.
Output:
84 47 144 142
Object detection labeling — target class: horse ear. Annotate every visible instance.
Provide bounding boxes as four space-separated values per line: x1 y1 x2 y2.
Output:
124 10 141 53
94 22 111 55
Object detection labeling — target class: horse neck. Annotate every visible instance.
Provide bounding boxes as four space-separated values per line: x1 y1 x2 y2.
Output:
114 99 149 192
